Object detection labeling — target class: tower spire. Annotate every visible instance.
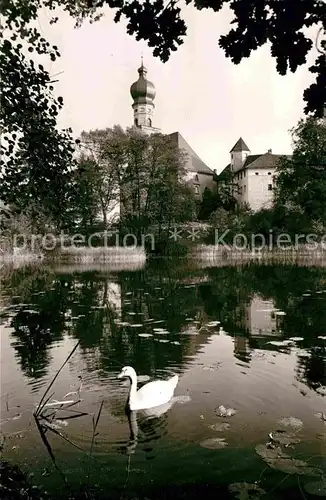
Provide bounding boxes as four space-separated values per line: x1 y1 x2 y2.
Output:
130 60 157 133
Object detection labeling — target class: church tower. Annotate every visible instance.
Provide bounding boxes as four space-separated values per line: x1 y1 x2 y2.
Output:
130 59 160 134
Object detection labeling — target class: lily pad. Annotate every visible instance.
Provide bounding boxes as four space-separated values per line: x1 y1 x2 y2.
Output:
317 336 326 340
153 328 169 334
174 395 191 404
278 416 303 429
314 412 326 422
216 405 237 418
206 321 221 327
316 431 326 442
200 437 227 449
228 482 266 500
138 333 153 338
269 431 300 446
267 340 292 347
304 479 326 496
289 337 304 341
209 423 230 432
255 444 321 476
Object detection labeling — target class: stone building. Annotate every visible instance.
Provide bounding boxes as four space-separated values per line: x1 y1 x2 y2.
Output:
218 137 290 212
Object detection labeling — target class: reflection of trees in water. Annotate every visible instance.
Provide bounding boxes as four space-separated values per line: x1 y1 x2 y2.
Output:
2 263 326 393
99 266 212 377
10 309 64 378
296 346 326 393
2 267 66 378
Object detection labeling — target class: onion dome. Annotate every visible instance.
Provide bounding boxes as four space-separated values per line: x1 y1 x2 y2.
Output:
130 60 156 104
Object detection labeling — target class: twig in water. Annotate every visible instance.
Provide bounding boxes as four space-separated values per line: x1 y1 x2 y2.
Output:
265 474 289 496
297 475 308 500
0 432 6 453
34 341 80 417
86 400 104 489
41 421 87 454
120 455 131 500
34 414 70 492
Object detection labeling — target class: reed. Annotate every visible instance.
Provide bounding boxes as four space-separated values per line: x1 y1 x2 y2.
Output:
34 341 80 417
57 246 147 264
0 251 44 264
191 244 326 268
85 400 104 491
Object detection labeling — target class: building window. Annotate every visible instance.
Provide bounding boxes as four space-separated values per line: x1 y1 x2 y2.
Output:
148 118 152 127
195 174 199 182
244 171 246 177
134 118 138 126
268 172 272 175
244 185 246 193
255 172 259 175
268 184 273 191
194 185 199 194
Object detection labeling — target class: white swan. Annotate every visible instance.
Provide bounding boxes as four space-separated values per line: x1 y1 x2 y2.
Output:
117 366 179 411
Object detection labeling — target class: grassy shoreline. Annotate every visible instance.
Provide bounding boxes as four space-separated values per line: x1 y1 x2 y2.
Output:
2 243 326 269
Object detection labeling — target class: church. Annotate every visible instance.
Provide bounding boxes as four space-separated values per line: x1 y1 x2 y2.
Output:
129 61 216 194
107 60 217 222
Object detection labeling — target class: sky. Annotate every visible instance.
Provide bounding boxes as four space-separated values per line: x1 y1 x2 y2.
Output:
38 3 319 173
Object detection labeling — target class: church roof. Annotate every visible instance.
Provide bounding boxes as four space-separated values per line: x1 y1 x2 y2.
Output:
218 164 231 180
130 61 156 104
230 137 250 153
168 132 214 175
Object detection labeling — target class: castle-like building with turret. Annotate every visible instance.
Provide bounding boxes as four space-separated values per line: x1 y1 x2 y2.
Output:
218 137 290 212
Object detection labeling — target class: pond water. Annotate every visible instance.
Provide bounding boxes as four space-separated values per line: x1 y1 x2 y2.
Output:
0 262 325 499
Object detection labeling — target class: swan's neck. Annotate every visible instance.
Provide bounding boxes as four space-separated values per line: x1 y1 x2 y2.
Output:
128 373 138 401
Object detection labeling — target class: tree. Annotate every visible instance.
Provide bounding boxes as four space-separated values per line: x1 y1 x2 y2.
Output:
198 187 218 220
216 167 237 212
1 0 325 160
75 128 122 229
74 126 197 239
275 117 326 226
0 2 80 228
71 158 102 230
58 0 325 118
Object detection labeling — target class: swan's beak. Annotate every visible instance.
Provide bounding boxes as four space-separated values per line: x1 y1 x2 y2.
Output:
117 371 124 379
